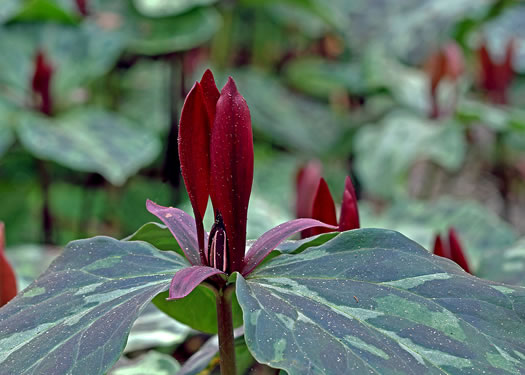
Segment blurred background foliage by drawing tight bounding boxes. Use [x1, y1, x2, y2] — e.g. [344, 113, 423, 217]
[1, 0, 525, 372]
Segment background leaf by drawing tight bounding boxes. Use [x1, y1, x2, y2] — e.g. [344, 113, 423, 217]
[238, 229, 525, 374]
[16, 109, 161, 185]
[0, 236, 188, 375]
[110, 350, 180, 375]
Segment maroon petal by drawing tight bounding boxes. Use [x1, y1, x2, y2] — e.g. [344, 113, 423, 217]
[31, 50, 53, 116]
[242, 218, 338, 276]
[309, 178, 338, 237]
[168, 266, 225, 300]
[448, 228, 471, 273]
[295, 160, 322, 219]
[200, 69, 220, 127]
[178, 82, 211, 222]
[432, 234, 449, 258]
[146, 200, 204, 266]
[209, 77, 253, 272]
[0, 223, 17, 307]
[339, 176, 360, 231]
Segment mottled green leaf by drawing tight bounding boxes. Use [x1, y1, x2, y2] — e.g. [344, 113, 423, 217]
[152, 285, 244, 334]
[132, 0, 217, 17]
[16, 109, 161, 185]
[0, 23, 126, 98]
[354, 111, 466, 198]
[283, 57, 374, 99]
[110, 351, 180, 375]
[232, 70, 345, 155]
[478, 238, 525, 287]
[124, 303, 190, 353]
[238, 229, 525, 374]
[127, 7, 221, 55]
[0, 237, 189, 375]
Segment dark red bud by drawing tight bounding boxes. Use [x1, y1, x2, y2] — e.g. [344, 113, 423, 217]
[75, 0, 89, 16]
[31, 50, 54, 116]
[448, 228, 471, 273]
[310, 178, 338, 236]
[339, 176, 360, 231]
[432, 234, 449, 259]
[209, 77, 253, 272]
[0, 223, 17, 307]
[295, 160, 322, 219]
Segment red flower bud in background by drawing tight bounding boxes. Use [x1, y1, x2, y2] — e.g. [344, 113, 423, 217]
[432, 228, 471, 273]
[75, 0, 89, 16]
[302, 175, 360, 238]
[295, 161, 322, 219]
[478, 39, 514, 105]
[424, 42, 464, 118]
[0, 223, 17, 307]
[31, 50, 54, 116]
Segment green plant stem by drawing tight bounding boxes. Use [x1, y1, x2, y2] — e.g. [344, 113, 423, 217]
[37, 159, 53, 244]
[216, 285, 237, 375]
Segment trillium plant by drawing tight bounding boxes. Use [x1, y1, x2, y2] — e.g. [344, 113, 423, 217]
[1, 71, 525, 375]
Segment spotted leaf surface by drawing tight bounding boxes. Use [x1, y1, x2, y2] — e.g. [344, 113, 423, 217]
[237, 229, 525, 375]
[0, 237, 189, 375]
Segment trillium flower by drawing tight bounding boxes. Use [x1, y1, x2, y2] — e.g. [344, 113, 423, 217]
[478, 39, 514, 105]
[296, 170, 360, 238]
[432, 228, 471, 273]
[0, 223, 17, 307]
[31, 50, 54, 116]
[147, 70, 336, 300]
[424, 42, 464, 118]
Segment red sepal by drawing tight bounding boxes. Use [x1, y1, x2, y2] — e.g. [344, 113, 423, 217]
[338, 176, 360, 231]
[448, 228, 471, 274]
[0, 223, 17, 307]
[310, 178, 337, 236]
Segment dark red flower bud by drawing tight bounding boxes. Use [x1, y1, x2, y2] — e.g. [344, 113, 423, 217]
[295, 161, 322, 219]
[478, 39, 515, 104]
[207, 212, 229, 273]
[432, 229, 470, 274]
[0, 223, 17, 307]
[425, 42, 464, 118]
[338, 176, 360, 231]
[75, 0, 89, 16]
[448, 228, 471, 274]
[31, 50, 54, 116]
[310, 178, 338, 236]
[209, 77, 253, 273]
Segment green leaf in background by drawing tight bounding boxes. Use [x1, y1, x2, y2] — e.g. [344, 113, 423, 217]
[365, 197, 518, 272]
[127, 7, 221, 56]
[283, 57, 374, 99]
[119, 60, 170, 134]
[354, 111, 466, 198]
[0, 23, 126, 99]
[237, 229, 525, 374]
[152, 285, 244, 334]
[16, 109, 161, 186]
[7, 0, 78, 25]
[124, 303, 190, 353]
[0, 237, 188, 375]
[232, 70, 345, 155]
[110, 351, 180, 375]
[478, 238, 525, 287]
[132, 0, 217, 18]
